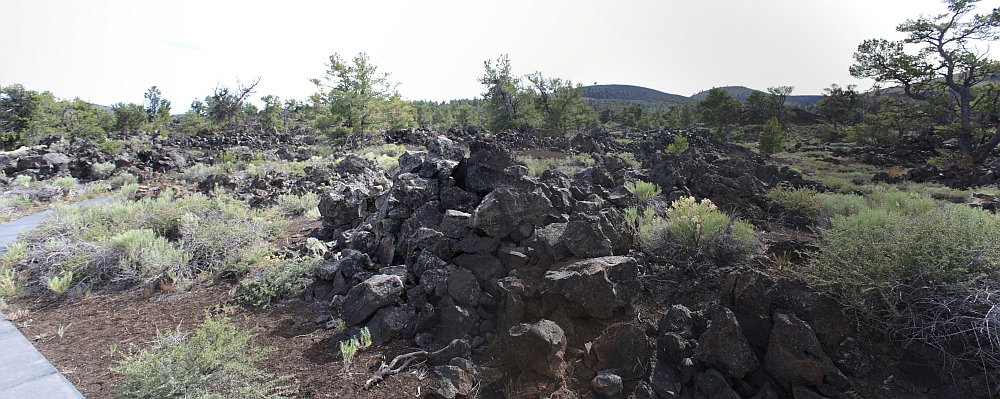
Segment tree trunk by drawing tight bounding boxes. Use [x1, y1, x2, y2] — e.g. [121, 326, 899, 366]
[975, 126, 1000, 163]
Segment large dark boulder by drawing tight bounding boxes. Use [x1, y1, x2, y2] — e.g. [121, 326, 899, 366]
[591, 323, 653, 380]
[366, 305, 416, 345]
[462, 141, 517, 194]
[763, 310, 848, 395]
[544, 256, 638, 319]
[508, 319, 567, 380]
[470, 185, 552, 239]
[562, 213, 614, 258]
[341, 274, 405, 326]
[446, 268, 482, 308]
[377, 172, 439, 220]
[693, 306, 760, 379]
[315, 249, 373, 280]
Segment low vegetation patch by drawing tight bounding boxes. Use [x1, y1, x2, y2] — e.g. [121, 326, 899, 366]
[113, 312, 298, 398]
[629, 196, 757, 262]
[276, 192, 320, 216]
[805, 198, 1000, 368]
[13, 191, 285, 293]
[625, 179, 661, 201]
[236, 256, 322, 307]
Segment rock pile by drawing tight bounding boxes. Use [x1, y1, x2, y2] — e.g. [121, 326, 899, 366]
[308, 136, 871, 398]
[310, 136, 648, 396]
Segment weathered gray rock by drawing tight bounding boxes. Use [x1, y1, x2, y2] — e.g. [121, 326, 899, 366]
[694, 306, 760, 379]
[497, 245, 530, 270]
[440, 210, 472, 238]
[446, 268, 482, 308]
[471, 185, 552, 239]
[649, 359, 680, 399]
[591, 372, 623, 399]
[427, 136, 466, 162]
[317, 156, 388, 231]
[454, 234, 500, 254]
[440, 186, 480, 213]
[319, 182, 380, 230]
[544, 257, 637, 319]
[342, 274, 405, 326]
[397, 151, 427, 175]
[657, 305, 697, 364]
[378, 172, 439, 220]
[508, 319, 567, 379]
[315, 249, 372, 281]
[401, 201, 444, 235]
[832, 337, 873, 378]
[633, 382, 657, 399]
[463, 141, 518, 194]
[562, 213, 614, 258]
[750, 383, 780, 399]
[408, 228, 455, 261]
[366, 305, 415, 345]
[436, 305, 478, 342]
[522, 222, 571, 267]
[436, 364, 475, 398]
[452, 253, 504, 282]
[497, 277, 526, 326]
[792, 385, 828, 399]
[339, 226, 380, 254]
[412, 251, 449, 278]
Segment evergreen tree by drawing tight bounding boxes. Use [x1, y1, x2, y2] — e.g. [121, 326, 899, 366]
[759, 117, 784, 154]
[699, 88, 742, 141]
[479, 54, 527, 132]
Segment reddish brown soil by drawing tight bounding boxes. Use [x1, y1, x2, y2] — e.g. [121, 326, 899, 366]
[12, 283, 455, 398]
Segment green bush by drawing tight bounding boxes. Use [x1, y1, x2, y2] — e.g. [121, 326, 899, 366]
[758, 117, 784, 154]
[809, 204, 1000, 314]
[805, 203, 1000, 367]
[46, 269, 74, 295]
[812, 186, 935, 219]
[666, 135, 689, 154]
[113, 312, 298, 398]
[53, 177, 77, 189]
[110, 172, 138, 189]
[631, 197, 757, 261]
[867, 185, 935, 215]
[276, 192, 320, 215]
[16, 192, 286, 293]
[625, 180, 661, 201]
[815, 192, 868, 217]
[92, 162, 116, 179]
[0, 266, 24, 297]
[236, 256, 321, 307]
[99, 139, 124, 155]
[110, 229, 192, 285]
[626, 205, 666, 254]
[0, 194, 32, 216]
[667, 197, 733, 249]
[766, 186, 821, 224]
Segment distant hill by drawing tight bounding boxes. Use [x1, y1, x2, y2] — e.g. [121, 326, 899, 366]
[689, 86, 822, 106]
[582, 85, 689, 104]
[582, 84, 823, 109]
[689, 86, 758, 102]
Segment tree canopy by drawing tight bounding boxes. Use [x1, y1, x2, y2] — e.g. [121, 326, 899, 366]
[851, 0, 1000, 160]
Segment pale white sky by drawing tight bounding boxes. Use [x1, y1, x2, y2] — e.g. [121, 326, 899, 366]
[3, 0, 1000, 111]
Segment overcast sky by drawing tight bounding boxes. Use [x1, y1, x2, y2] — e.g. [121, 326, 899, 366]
[4, 0, 1000, 111]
